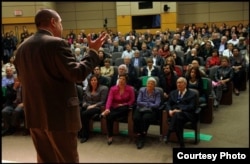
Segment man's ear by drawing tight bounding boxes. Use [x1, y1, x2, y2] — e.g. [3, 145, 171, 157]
[51, 18, 57, 27]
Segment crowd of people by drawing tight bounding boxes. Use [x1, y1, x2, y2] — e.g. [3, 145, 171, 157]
[2, 21, 249, 150]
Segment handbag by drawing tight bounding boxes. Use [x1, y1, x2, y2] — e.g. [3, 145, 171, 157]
[138, 107, 152, 113]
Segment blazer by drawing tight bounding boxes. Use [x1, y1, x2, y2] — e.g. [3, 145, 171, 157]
[109, 45, 124, 53]
[14, 30, 100, 131]
[131, 57, 147, 67]
[215, 66, 234, 82]
[170, 45, 182, 52]
[141, 66, 160, 77]
[83, 85, 109, 107]
[136, 87, 161, 108]
[166, 89, 197, 120]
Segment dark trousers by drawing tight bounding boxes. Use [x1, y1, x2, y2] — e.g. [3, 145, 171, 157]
[167, 111, 194, 145]
[2, 106, 14, 129]
[80, 107, 100, 138]
[133, 108, 155, 134]
[106, 105, 129, 137]
[30, 128, 79, 163]
[233, 70, 246, 90]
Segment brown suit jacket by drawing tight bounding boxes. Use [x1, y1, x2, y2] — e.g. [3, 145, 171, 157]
[14, 30, 100, 132]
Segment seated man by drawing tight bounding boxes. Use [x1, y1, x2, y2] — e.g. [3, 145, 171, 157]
[164, 77, 197, 148]
[2, 77, 28, 136]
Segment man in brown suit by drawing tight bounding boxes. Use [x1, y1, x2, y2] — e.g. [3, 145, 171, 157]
[14, 9, 107, 163]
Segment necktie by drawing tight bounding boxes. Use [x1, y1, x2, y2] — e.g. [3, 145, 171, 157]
[179, 92, 182, 99]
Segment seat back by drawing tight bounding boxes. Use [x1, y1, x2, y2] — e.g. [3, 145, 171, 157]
[111, 52, 122, 65]
[114, 57, 124, 66]
[183, 88, 201, 144]
[139, 76, 159, 87]
[200, 77, 214, 123]
[134, 66, 141, 77]
[176, 50, 185, 58]
[208, 65, 219, 80]
[75, 84, 84, 106]
[174, 65, 183, 77]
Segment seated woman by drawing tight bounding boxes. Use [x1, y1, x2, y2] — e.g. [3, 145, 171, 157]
[205, 48, 221, 72]
[133, 77, 161, 149]
[165, 56, 183, 77]
[171, 51, 183, 66]
[213, 56, 234, 107]
[100, 74, 135, 145]
[158, 43, 171, 59]
[79, 75, 109, 143]
[141, 58, 160, 77]
[100, 58, 114, 78]
[185, 67, 206, 104]
[230, 47, 247, 95]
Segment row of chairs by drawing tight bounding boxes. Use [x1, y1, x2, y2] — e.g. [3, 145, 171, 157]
[83, 87, 201, 145]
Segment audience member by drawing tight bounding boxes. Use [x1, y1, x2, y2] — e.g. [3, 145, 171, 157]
[230, 47, 246, 95]
[133, 77, 161, 149]
[164, 77, 198, 148]
[205, 48, 221, 70]
[159, 64, 178, 101]
[100, 74, 135, 145]
[79, 75, 109, 143]
[212, 56, 234, 107]
[100, 58, 114, 78]
[186, 67, 206, 104]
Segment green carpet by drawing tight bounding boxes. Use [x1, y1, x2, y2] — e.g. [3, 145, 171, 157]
[93, 129, 213, 141]
[184, 132, 213, 141]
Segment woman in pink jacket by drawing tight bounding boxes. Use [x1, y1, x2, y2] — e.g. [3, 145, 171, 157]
[100, 74, 135, 145]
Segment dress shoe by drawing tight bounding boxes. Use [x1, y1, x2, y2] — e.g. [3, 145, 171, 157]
[2, 128, 16, 136]
[234, 89, 240, 96]
[22, 129, 30, 136]
[80, 137, 88, 143]
[2, 129, 9, 136]
[136, 140, 144, 149]
[107, 137, 113, 145]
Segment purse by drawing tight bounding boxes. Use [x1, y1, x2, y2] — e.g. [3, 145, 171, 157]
[138, 107, 152, 113]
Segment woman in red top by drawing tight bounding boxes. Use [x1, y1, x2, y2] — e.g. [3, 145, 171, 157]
[206, 48, 221, 70]
[100, 74, 135, 145]
[158, 43, 171, 59]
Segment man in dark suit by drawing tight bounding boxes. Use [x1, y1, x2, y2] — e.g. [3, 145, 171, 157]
[14, 9, 107, 163]
[164, 77, 197, 148]
[131, 50, 147, 67]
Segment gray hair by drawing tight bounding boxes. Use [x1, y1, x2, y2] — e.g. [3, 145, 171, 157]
[147, 77, 157, 86]
[118, 64, 128, 73]
[177, 77, 187, 84]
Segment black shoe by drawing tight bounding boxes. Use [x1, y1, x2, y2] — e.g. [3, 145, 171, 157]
[107, 137, 113, 145]
[2, 129, 9, 136]
[163, 136, 169, 144]
[80, 137, 88, 143]
[22, 129, 30, 136]
[136, 140, 144, 149]
[2, 128, 15, 136]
